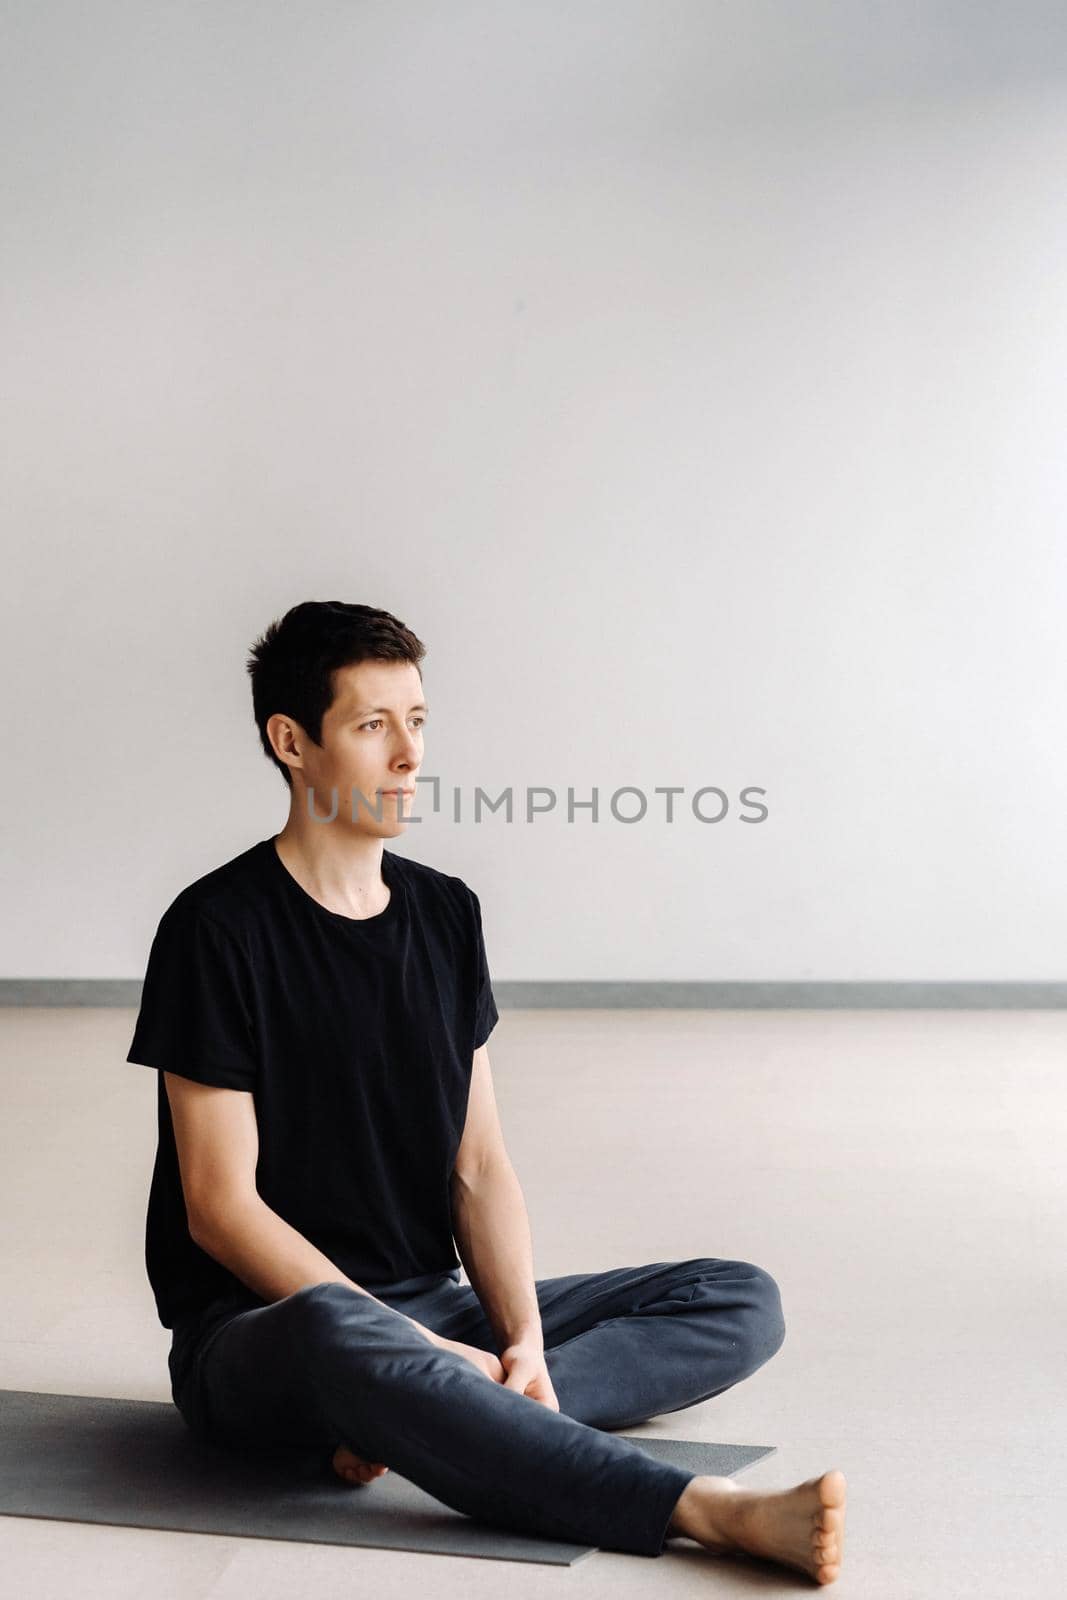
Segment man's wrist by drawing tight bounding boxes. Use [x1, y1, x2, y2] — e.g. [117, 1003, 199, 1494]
[501, 1324, 543, 1351]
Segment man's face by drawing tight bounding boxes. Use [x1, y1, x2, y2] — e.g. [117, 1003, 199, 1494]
[289, 659, 426, 834]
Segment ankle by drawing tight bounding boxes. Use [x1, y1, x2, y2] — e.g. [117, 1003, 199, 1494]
[667, 1475, 739, 1544]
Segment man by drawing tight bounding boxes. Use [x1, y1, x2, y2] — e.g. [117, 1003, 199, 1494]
[127, 599, 846, 1580]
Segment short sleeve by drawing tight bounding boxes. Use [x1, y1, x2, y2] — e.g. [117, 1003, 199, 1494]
[126, 898, 259, 1091]
[469, 888, 499, 1050]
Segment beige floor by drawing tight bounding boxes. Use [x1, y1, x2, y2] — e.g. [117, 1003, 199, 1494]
[1, 1005, 1064, 1598]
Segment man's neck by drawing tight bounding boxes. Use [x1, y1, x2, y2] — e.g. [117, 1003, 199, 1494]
[273, 822, 389, 919]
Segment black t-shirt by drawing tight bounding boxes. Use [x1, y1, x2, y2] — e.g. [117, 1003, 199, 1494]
[126, 836, 499, 1337]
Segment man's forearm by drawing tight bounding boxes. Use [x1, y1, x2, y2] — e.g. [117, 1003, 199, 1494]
[450, 1158, 542, 1351]
[191, 1195, 439, 1343]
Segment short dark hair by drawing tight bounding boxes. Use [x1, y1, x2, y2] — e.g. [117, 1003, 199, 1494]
[246, 600, 427, 789]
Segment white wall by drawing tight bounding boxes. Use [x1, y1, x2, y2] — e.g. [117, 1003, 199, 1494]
[3, 1, 1065, 982]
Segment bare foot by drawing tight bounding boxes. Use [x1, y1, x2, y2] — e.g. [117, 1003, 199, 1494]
[332, 1441, 390, 1487]
[669, 1469, 847, 1585]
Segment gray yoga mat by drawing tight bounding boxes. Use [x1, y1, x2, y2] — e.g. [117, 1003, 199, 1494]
[0, 1389, 777, 1565]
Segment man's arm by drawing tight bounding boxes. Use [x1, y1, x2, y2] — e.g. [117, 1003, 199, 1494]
[450, 1045, 542, 1351]
[450, 1161, 542, 1351]
[192, 1195, 440, 1341]
[167, 1071, 440, 1345]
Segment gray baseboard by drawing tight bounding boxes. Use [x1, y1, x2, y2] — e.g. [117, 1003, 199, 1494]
[1, 979, 1065, 1008]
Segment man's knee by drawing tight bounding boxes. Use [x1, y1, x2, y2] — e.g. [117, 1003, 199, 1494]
[734, 1260, 787, 1363]
[279, 1281, 429, 1359]
[277, 1281, 379, 1345]
[690, 1257, 786, 1365]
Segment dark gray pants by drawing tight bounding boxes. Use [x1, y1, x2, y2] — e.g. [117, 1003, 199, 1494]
[170, 1255, 786, 1557]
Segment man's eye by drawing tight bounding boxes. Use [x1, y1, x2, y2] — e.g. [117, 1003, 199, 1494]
[359, 718, 426, 731]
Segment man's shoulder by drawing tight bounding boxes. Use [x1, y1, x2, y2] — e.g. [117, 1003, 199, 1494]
[156, 839, 269, 943]
[390, 851, 479, 918]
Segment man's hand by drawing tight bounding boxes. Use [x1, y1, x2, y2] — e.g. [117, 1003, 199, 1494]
[499, 1337, 560, 1410]
[422, 1324, 558, 1409]
[427, 1328, 558, 1409]
[429, 1332, 507, 1385]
